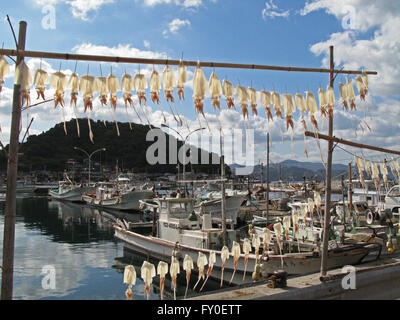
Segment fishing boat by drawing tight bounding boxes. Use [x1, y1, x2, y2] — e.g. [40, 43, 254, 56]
[82, 182, 155, 211]
[49, 180, 94, 202]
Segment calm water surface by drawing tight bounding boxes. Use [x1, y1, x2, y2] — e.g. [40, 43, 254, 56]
[0, 196, 219, 300]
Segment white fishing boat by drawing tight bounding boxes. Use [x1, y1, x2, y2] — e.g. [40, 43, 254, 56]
[82, 182, 154, 211]
[49, 180, 94, 202]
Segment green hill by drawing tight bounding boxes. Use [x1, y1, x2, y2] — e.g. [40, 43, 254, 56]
[1, 119, 226, 175]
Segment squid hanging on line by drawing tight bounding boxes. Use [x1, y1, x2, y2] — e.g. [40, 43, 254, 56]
[306, 91, 318, 130]
[134, 71, 152, 128]
[273, 223, 284, 268]
[200, 251, 216, 292]
[292, 210, 300, 252]
[149, 69, 167, 123]
[355, 75, 368, 101]
[123, 265, 136, 301]
[193, 252, 208, 291]
[79, 74, 96, 144]
[242, 238, 252, 281]
[96, 76, 108, 107]
[308, 198, 315, 221]
[326, 85, 335, 117]
[170, 256, 180, 301]
[346, 77, 357, 111]
[193, 65, 211, 132]
[283, 94, 296, 131]
[283, 216, 291, 241]
[296, 93, 309, 157]
[339, 82, 349, 111]
[365, 159, 372, 178]
[229, 241, 241, 285]
[121, 73, 138, 129]
[314, 191, 322, 220]
[261, 90, 273, 122]
[394, 158, 400, 182]
[222, 79, 235, 109]
[370, 161, 380, 191]
[183, 255, 194, 299]
[355, 156, 367, 192]
[271, 91, 283, 119]
[50, 71, 67, 135]
[177, 60, 187, 101]
[380, 161, 389, 190]
[107, 73, 121, 136]
[33, 68, 48, 101]
[141, 261, 156, 300]
[262, 227, 271, 258]
[248, 87, 258, 116]
[67, 72, 80, 137]
[15, 61, 32, 108]
[157, 261, 168, 301]
[0, 55, 10, 94]
[318, 87, 328, 118]
[220, 246, 230, 288]
[208, 72, 223, 133]
[163, 65, 182, 125]
[236, 85, 249, 120]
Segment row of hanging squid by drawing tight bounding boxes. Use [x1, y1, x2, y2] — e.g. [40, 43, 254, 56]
[122, 202, 324, 301]
[355, 155, 400, 193]
[0, 54, 371, 146]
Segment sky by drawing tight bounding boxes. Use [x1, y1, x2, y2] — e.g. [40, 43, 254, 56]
[0, 0, 399, 169]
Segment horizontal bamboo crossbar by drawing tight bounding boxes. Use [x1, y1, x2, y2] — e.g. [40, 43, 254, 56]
[305, 131, 400, 156]
[0, 48, 378, 75]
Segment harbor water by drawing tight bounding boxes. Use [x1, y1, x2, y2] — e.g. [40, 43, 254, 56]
[0, 195, 221, 300]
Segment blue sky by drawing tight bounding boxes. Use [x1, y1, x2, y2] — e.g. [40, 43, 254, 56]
[0, 0, 399, 168]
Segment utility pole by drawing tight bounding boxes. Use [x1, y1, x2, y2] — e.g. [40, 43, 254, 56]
[220, 129, 227, 246]
[1, 21, 27, 300]
[320, 45, 335, 277]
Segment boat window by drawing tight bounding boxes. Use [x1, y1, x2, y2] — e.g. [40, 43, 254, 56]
[388, 187, 400, 197]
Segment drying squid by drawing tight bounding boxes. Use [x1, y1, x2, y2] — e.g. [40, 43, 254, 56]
[242, 238, 252, 281]
[123, 265, 136, 300]
[79, 74, 96, 143]
[121, 73, 138, 129]
[346, 77, 357, 111]
[170, 256, 180, 300]
[283, 94, 296, 131]
[355, 156, 367, 192]
[339, 82, 349, 111]
[133, 72, 148, 106]
[33, 68, 48, 101]
[301, 203, 308, 225]
[306, 91, 318, 130]
[318, 88, 328, 118]
[308, 198, 315, 221]
[95, 76, 108, 107]
[252, 234, 261, 261]
[248, 87, 258, 116]
[163, 66, 181, 125]
[141, 261, 156, 300]
[271, 92, 283, 119]
[394, 158, 400, 182]
[150, 70, 167, 123]
[15, 61, 32, 107]
[0, 55, 10, 93]
[67, 72, 80, 137]
[236, 85, 249, 120]
[314, 191, 322, 219]
[326, 85, 335, 117]
[261, 90, 273, 122]
[50, 71, 67, 109]
[193, 65, 211, 131]
[365, 159, 372, 178]
[292, 210, 300, 250]
[380, 161, 389, 189]
[183, 255, 194, 299]
[296, 93, 309, 157]
[209, 72, 222, 111]
[371, 161, 380, 190]
[273, 223, 284, 267]
[177, 60, 187, 101]
[355, 76, 367, 101]
[222, 79, 235, 109]
[262, 227, 271, 256]
[220, 246, 230, 288]
[106, 73, 121, 136]
[157, 261, 168, 300]
[193, 252, 208, 291]
[282, 216, 291, 240]
[229, 241, 241, 285]
[50, 71, 68, 135]
[200, 251, 216, 292]
[362, 73, 369, 97]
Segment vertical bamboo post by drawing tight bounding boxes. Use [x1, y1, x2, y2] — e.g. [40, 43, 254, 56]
[1, 21, 27, 300]
[348, 163, 353, 213]
[320, 45, 334, 277]
[266, 133, 270, 219]
[220, 128, 227, 246]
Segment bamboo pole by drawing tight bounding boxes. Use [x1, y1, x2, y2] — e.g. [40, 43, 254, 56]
[304, 131, 400, 156]
[0, 48, 377, 75]
[320, 46, 335, 277]
[1, 21, 27, 300]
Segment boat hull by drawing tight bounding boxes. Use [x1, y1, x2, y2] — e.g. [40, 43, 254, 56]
[49, 186, 94, 202]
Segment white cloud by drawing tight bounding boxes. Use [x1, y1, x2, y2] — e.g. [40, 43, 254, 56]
[143, 0, 205, 8]
[262, 0, 290, 20]
[163, 18, 191, 37]
[66, 0, 115, 20]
